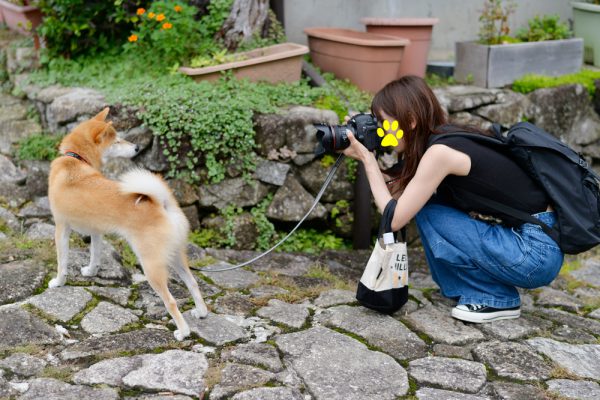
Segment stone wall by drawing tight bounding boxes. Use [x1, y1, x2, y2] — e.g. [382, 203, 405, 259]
[2, 39, 600, 249]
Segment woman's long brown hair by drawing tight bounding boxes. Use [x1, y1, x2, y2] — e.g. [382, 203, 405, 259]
[371, 76, 448, 197]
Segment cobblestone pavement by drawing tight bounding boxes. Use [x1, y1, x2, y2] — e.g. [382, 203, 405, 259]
[1, 78, 600, 400]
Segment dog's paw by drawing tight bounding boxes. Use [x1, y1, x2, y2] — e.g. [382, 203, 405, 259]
[191, 306, 208, 319]
[48, 277, 65, 288]
[81, 266, 99, 277]
[173, 328, 190, 341]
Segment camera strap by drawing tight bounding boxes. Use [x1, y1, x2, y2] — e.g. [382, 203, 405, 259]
[192, 154, 346, 272]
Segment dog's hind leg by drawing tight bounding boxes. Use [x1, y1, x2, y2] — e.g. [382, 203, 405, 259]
[81, 234, 102, 277]
[49, 221, 71, 288]
[173, 248, 208, 319]
[142, 257, 190, 341]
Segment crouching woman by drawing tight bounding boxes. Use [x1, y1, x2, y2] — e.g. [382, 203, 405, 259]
[343, 76, 563, 323]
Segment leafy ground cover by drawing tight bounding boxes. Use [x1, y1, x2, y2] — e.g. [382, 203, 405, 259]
[512, 69, 600, 96]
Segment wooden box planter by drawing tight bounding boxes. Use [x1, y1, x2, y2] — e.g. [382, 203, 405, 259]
[304, 27, 409, 94]
[179, 43, 309, 84]
[572, 1, 600, 67]
[454, 38, 584, 88]
[0, 0, 42, 36]
[360, 17, 439, 78]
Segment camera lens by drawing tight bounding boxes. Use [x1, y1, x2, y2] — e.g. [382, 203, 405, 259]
[314, 113, 378, 155]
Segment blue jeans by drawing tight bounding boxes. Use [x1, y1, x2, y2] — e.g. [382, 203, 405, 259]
[415, 203, 564, 309]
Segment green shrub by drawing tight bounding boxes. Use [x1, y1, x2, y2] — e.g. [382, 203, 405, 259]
[124, 0, 233, 65]
[516, 15, 571, 42]
[17, 134, 62, 161]
[36, 0, 149, 60]
[512, 69, 600, 96]
[124, 1, 203, 63]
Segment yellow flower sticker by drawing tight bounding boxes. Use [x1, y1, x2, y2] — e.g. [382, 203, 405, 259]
[377, 120, 404, 147]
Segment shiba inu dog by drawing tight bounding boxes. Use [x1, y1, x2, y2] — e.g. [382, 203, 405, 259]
[47, 108, 207, 340]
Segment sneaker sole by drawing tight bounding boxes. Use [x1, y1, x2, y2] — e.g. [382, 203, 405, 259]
[451, 307, 520, 323]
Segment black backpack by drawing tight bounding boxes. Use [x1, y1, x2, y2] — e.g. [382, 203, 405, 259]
[429, 122, 600, 255]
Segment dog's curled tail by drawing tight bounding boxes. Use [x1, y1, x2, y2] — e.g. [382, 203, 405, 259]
[119, 169, 189, 245]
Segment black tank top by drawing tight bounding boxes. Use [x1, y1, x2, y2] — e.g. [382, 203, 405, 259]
[433, 135, 549, 226]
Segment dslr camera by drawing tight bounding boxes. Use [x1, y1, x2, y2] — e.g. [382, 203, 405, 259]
[314, 113, 380, 156]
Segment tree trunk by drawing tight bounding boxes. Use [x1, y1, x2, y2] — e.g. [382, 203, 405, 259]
[218, 0, 270, 51]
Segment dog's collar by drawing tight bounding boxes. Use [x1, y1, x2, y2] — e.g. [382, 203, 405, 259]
[64, 151, 89, 165]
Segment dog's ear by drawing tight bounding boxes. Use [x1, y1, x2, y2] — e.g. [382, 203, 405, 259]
[93, 107, 110, 121]
[93, 123, 116, 144]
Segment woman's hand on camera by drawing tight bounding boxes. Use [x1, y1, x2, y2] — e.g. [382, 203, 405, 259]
[342, 130, 371, 162]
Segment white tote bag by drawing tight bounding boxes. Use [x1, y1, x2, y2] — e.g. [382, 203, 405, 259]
[356, 199, 409, 314]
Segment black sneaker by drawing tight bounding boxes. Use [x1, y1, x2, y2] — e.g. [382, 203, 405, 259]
[451, 304, 520, 323]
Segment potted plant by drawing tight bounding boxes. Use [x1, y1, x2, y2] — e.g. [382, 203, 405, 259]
[454, 0, 583, 88]
[304, 27, 410, 93]
[572, 1, 600, 67]
[179, 42, 309, 84]
[0, 0, 42, 36]
[360, 17, 439, 78]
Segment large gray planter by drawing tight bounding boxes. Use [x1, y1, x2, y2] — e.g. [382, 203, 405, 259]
[454, 38, 584, 88]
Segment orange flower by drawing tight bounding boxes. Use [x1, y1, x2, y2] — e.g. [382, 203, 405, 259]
[174, 5, 182, 12]
[128, 34, 138, 42]
[136, 8, 145, 15]
[148, 12, 155, 19]
[156, 13, 166, 22]
[162, 22, 172, 30]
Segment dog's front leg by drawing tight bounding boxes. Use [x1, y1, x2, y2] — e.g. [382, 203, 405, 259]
[49, 221, 71, 288]
[81, 234, 102, 277]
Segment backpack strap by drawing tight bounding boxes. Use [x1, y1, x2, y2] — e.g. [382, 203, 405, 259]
[428, 131, 505, 147]
[461, 190, 560, 244]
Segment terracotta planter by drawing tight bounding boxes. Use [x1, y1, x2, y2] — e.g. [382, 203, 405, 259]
[361, 17, 439, 78]
[179, 43, 309, 84]
[304, 27, 409, 94]
[0, 0, 42, 36]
